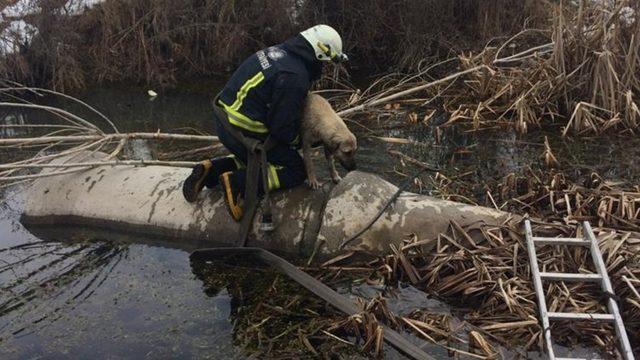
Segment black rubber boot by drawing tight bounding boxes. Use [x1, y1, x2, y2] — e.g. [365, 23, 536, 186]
[182, 160, 213, 203]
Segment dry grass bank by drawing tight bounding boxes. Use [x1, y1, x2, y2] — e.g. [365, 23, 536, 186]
[0, 0, 549, 91]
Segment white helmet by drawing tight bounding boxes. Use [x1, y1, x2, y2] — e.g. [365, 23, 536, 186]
[300, 24, 348, 63]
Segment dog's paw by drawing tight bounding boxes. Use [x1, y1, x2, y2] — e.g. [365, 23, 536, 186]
[308, 178, 322, 189]
[331, 174, 342, 183]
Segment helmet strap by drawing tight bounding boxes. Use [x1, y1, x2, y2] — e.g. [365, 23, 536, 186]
[316, 42, 335, 60]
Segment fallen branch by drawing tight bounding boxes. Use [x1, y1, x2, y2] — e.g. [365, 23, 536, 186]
[0, 132, 218, 146]
[0, 159, 197, 170]
[336, 66, 487, 117]
[158, 144, 224, 159]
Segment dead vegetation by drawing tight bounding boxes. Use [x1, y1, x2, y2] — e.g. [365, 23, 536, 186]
[191, 215, 639, 358]
[305, 149, 640, 357]
[441, 0, 640, 136]
[328, 1, 639, 137]
[0, 0, 548, 91]
[191, 260, 369, 359]
[2, 1, 637, 136]
[359, 220, 639, 358]
[429, 165, 640, 232]
[189, 153, 640, 358]
[0, 85, 223, 189]
[351, 143, 640, 357]
[304, 165, 640, 358]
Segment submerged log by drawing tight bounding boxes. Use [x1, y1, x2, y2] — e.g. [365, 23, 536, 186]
[21, 152, 513, 258]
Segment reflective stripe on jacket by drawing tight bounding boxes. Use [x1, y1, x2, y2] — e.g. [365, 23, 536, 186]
[217, 37, 318, 145]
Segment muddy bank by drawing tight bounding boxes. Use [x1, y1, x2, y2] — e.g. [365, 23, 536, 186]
[20, 152, 513, 258]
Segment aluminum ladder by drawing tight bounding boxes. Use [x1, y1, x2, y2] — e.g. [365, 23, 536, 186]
[524, 220, 634, 360]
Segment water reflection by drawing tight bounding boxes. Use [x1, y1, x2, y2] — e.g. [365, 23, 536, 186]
[0, 113, 27, 138]
[0, 241, 244, 359]
[0, 189, 242, 359]
[190, 257, 388, 359]
[0, 241, 127, 336]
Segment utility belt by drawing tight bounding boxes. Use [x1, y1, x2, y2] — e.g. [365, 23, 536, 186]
[212, 99, 276, 153]
[213, 95, 277, 246]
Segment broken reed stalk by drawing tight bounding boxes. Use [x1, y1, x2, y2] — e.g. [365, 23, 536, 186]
[0, 132, 219, 146]
[330, 219, 640, 358]
[0, 101, 220, 183]
[337, 66, 487, 117]
[0, 124, 90, 130]
[0, 160, 196, 170]
[1, 167, 100, 181]
[0, 160, 197, 181]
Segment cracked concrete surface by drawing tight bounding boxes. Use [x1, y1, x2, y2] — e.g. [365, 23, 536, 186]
[317, 172, 514, 256]
[21, 152, 513, 258]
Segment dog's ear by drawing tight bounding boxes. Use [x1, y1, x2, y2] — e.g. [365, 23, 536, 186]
[340, 136, 357, 153]
[339, 142, 356, 156]
[328, 134, 341, 152]
[348, 135, 357, 151]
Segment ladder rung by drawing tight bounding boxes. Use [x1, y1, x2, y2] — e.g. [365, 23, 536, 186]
[526, 220, 634, 360]
[548, 312, 615, 322]
[539, 272, 602, 282]
[533, 237, 591, 246]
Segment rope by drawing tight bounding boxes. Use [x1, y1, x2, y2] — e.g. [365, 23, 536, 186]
[339, 165, 439, 249]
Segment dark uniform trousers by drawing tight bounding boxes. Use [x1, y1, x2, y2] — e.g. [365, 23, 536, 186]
[203, 37, 318, 195]
[203, 108, 307, 195]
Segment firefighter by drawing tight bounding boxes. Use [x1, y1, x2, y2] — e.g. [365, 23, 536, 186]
[182, 25, 348, 221]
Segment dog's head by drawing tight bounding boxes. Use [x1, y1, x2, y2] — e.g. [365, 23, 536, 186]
[305, 93, 358, 171]
[331, 133, 358, 171]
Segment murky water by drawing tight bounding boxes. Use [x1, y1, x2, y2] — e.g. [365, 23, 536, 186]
[1, 86, 637, 358]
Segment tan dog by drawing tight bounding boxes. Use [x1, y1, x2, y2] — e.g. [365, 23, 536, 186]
[301, 93, 357, 189]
